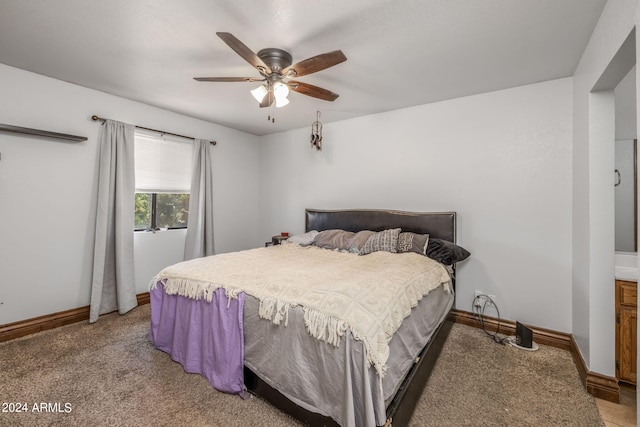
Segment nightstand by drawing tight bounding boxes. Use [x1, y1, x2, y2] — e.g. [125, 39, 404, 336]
[271, 234, 289, 245]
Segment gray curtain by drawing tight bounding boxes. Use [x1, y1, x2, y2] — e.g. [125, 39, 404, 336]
[90, 120, 137, 323]
[184, 139, 215, 260]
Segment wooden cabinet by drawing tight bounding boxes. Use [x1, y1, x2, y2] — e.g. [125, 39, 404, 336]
[616, 280, 637, 385]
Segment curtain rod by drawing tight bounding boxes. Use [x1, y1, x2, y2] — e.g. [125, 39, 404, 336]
[91, 115, 217, 145]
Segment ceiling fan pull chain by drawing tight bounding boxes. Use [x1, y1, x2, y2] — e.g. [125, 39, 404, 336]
[271, 96, 275, 123]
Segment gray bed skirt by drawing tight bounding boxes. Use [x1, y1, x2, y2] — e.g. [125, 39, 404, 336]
[243, 283, 454, 427]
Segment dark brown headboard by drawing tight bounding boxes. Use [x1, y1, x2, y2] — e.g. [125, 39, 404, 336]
[305, 209, 456, 243]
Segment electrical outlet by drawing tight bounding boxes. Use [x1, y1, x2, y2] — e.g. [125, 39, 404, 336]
[473, 291, 496, 308]
[473, 290, 484, 308]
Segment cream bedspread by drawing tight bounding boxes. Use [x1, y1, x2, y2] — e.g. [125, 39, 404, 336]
[151, 244, 451, 376]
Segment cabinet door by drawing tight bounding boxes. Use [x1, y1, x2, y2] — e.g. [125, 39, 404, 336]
[618, 306, 637, 384]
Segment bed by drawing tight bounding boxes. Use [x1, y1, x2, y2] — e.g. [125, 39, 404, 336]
[150, 208, 465, 427]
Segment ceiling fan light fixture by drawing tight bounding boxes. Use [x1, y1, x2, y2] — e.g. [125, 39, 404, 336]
[251, 85, 268, 103]
[273, 82, 289, 100]
[275, 96, 290, 108]
[272, 82, 290, 108]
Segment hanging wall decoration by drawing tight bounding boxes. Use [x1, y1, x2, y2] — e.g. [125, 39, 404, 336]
[310, 111, 322, 151]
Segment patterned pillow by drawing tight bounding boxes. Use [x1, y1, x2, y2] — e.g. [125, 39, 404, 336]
[359, 228, 401, 255]
[397, 232, 429, 255]
[348, 230, 376, 252]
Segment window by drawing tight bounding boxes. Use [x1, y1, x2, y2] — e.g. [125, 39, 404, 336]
[134, 193, 190, 231]
[134, 132, 192, 231]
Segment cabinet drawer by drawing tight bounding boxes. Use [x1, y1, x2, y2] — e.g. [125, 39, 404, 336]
[619, 281, 637, 307]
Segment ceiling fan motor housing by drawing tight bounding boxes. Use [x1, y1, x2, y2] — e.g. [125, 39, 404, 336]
[257, 48, 292, 74]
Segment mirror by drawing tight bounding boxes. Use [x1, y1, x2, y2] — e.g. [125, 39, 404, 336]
[614, 66, 637, 253]
[615, 139, 637, 252]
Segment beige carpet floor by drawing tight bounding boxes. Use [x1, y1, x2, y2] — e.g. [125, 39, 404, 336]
[0, 304, 604, 426]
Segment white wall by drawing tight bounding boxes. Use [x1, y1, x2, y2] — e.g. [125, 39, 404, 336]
[134, 229, 188, 293]
[259, 78, 573, 332]
[616, 66, 637, 141]
[0, 63, 261, 325]
[571, 0, 638, 376]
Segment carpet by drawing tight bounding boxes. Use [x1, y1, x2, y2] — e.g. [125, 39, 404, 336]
[0, 305, 604, 426]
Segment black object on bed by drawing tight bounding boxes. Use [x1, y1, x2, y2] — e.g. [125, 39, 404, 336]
[244, 208, 458, 427]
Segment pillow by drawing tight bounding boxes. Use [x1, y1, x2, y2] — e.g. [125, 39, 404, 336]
[397, 232, 429, 255]
[312, 229, 375, 253]
[359, 228, 401, 255]
[425, 238, 470, 265]
[348, 230, 376, 252]
[285, 230, 319, 246]
[313, 229, 354, 250]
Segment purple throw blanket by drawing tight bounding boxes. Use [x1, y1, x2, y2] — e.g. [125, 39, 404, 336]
[150, 283, 245, 396]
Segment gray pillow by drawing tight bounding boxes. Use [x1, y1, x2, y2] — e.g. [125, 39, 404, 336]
[359, 228, 401, 255]
[286, 230, 319, 246]
[313, 229, 375, 252]
[397, 232, 429, 255]
[313, 229, 354, 250]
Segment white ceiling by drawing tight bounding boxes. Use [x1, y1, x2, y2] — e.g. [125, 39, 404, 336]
[0, 0, 606, 136]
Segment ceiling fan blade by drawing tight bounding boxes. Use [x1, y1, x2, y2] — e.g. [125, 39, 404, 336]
[288, 81, 339, 101]
[260, 90, 274, 108]
[216, 32, 272, 74]
[283, 50, 347, 77]
[194, 77, 263, 82]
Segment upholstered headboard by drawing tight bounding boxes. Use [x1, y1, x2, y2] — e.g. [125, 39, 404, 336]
[305, 208, 456, 243]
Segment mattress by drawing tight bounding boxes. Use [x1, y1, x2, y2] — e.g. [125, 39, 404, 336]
[150, 243, 454, 426]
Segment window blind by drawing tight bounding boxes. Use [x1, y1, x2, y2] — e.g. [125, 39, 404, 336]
[134, 133, 192, 193]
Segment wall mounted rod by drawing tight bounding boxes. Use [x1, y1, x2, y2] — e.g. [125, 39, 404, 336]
[91, 115, 216, 145]
[0, 123, 87, 142]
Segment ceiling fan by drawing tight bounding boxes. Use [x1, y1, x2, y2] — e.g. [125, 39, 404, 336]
[194, 32, 347, 108]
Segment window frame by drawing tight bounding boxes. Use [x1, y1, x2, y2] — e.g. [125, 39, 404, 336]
[134, 192, 190, 232]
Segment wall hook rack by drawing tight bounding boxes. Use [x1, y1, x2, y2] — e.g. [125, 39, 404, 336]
[0, 123, 87, 142]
